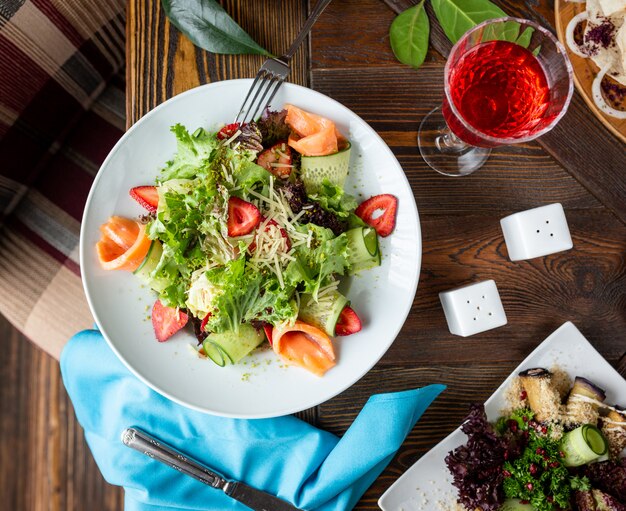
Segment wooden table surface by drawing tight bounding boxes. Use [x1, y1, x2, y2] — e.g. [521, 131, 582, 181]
[126, 0, 626, 508]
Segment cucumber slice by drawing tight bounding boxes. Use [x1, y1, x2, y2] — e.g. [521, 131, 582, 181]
[298, 290, 349, 337]
[133, 240, 168, 291]
[202, 324, 264, 367]
[133, 240, 161, 278]
[499, 499, 533, 510]
[300, 142, 351, 194]
[561, 424, 608, 466]
[202, 341, 232, 367]
[346, 227, 381, 275]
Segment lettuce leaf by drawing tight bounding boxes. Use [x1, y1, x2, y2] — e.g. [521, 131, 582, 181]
[161, 125, 218, 181]
[147, 173, 234, 307]
[203, 256, 297, 333]
[235, 159, 270, 190]
[309, 181, 358, 219]
[284, 224, 350, 299]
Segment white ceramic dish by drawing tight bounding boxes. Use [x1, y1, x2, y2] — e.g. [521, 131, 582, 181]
[378, 321, 626, 510]
[80, 79, 421, 418]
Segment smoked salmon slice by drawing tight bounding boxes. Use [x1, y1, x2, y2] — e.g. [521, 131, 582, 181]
[271, 320, 336, 376]
[285, 104, 339, 138]
[285, 105, 344, 157]
[96, 216, 151, 271]
[288, 127, 338, 157]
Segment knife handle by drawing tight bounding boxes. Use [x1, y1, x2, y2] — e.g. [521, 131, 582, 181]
[122, 427, 228, 490]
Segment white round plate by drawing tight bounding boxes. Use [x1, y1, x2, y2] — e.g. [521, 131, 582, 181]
[80, 79, 421, 418]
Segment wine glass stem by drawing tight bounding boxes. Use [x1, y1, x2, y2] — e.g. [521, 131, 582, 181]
[435, 130, 468, 153]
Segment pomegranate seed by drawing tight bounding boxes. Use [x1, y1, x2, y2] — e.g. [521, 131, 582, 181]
[520, 390, 528, 400]
[541, 426, 548, 434]
[526, 483, 533, 491]
[536, 448, 545, 455]
[503, 469, 512, 477]
[503, 450, 509, 460]
[522, 415, 529, 422]
[508, 420, 518, 432]
[520, 501, 530, 505]
[529, 463, 538, 475]
[550, 461, 560, 468]
[547, 496, 554, 503]
[559, 451, 565, 458]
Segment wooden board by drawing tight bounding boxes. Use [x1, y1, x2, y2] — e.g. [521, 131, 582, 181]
[4, 1, 625, 510]
[555, 0, 626, 144]
[0, 315, 124, 510]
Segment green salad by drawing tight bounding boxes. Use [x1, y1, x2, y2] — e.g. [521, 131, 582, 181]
[96, 106, 398, 376]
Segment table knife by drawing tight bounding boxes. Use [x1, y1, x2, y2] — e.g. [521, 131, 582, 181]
[122, 427, 304, 511]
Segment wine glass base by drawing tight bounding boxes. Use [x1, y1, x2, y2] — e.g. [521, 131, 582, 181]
[418, 106, 491, 176]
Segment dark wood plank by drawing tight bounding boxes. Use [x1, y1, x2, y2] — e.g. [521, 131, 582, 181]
[617, 353, 626, 377]
[379, 0, 626, 225]
[127, 0, 308, 127]
[120, 2, 626, 511]
[384, 210, 626, 365]
[0, 316, 124, 510]
[310, 0, 443, 70]
[312, 66, 602, 212]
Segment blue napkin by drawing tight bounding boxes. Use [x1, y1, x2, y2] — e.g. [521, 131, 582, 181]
[61, 329, 445, 511]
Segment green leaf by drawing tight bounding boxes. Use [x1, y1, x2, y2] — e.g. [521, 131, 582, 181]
[431, 0, 507, 44]
[515, 26, 535, 48]
[482, 20, 521, 44]
[162, 0, 272, 56]
[160, 124, 218, 181]
[203, 256, 297, 333]
[389, 0, 430, 70]
[309, 181, 358, 219]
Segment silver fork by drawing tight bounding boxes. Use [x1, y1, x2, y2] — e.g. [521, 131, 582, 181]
[234, 0, 333, 124]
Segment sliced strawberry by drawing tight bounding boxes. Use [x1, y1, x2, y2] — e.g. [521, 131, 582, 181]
[263, 324, 274, 346]
[152, 300, 189, 342]
[256, 142, 293, 178]
[335, 306, 362, 336]
[355, 194, 398, 237]
[227, 196, 261, 237]
[130, 186, 159, 212]
[217, 122, 241, 140]
[200, 312, 212, 332]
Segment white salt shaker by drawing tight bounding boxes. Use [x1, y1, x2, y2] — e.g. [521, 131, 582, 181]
[500, 203, 573, 262]
[439, 280, 507, 337]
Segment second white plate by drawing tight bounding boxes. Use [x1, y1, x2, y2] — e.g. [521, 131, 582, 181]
[378, 321, 626, 510]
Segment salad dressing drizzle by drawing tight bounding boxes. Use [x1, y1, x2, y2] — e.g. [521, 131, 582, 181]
[567, 393, 621, 413]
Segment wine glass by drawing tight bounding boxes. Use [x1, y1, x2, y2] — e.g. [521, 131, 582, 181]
[418, 17, 574, 176]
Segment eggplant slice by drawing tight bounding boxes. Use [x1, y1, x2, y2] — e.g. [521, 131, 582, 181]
[602, 407, 626, 460]
[565, 376, 606, 427]
[518, 368, 563, 423]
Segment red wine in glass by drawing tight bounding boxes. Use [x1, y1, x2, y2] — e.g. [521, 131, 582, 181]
[418, 18, 573, 176]
[443, 40, 550, 147]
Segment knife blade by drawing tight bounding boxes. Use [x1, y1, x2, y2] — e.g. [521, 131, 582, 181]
[122, 427, 304, 511]
[225, 481, 305, 511]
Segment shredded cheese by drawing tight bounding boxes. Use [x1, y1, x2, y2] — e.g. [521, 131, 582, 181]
[222, 129, 242, 146]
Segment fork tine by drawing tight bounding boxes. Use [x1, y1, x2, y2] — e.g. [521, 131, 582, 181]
[240, 71, 272, 124]
[264, 79, 285, 114]
[235, 70, 266, 124]
[248, 75, 283, 122]
[241, 72, 274, 124]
